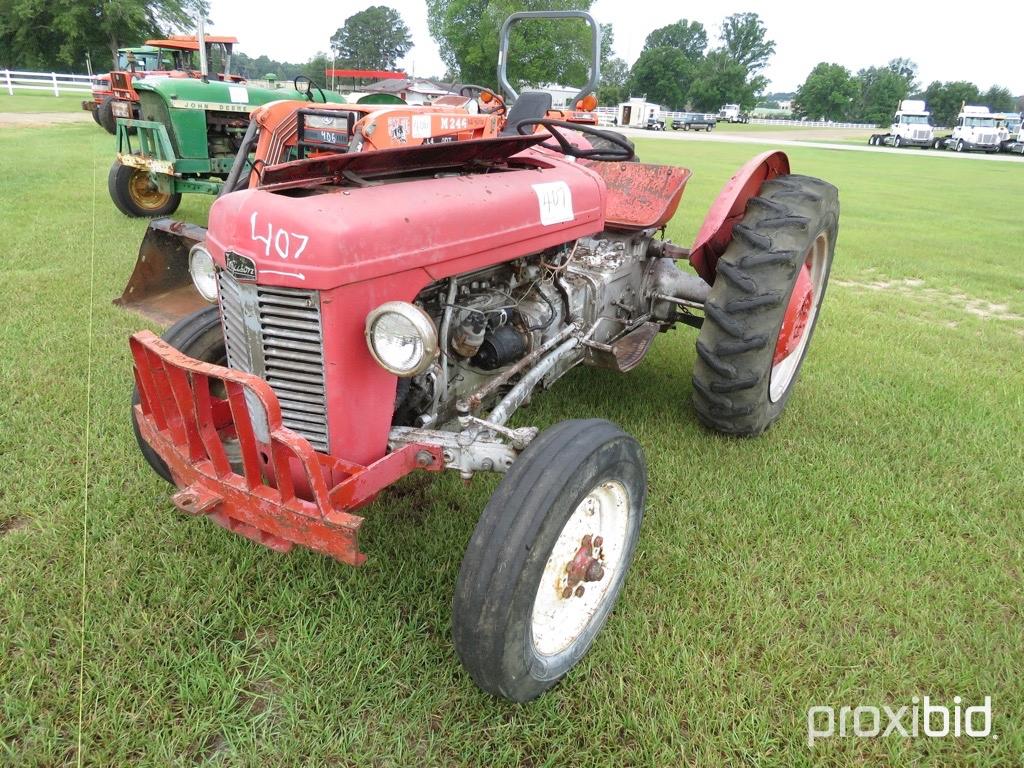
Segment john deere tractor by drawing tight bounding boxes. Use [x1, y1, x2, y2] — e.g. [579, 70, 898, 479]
[109, 76, 344, 217]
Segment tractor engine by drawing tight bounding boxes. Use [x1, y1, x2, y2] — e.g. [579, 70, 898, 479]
[394, 229, 691, 428]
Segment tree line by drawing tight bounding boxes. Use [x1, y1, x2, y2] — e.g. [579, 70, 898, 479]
[794, 61, 1020, 126]
[3, 0, 1020, 128]
[0, 0, 205, 72]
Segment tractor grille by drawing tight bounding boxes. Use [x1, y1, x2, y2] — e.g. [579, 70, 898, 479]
[217, 270, 330, 452]
[913, 129, 930, 140]
[978, 132, 997, 145]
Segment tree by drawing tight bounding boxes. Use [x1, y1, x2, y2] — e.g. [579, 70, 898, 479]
[887, 57, 919, 92]
[643, 19, 707, 62]
[627, 46, 694, 110]
[330, 6, 411, 72]
[0, 0, 205, 71]
[981, 85, 1015, 113]
[855, 66, 911, 125]
[427, 0, 597, 89]
[719, 12, 775, 74]
[687, 51, 754, 111]
[794, 63, 857, 120]
[597, 56, 629, 106]
[923, 80, 981, 127]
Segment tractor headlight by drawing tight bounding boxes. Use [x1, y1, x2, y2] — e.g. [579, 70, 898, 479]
[365, 302, 438, 377]
[188, 244, 218, 302]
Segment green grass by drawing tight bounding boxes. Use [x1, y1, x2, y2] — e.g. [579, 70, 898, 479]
[0, 90, 90, 113]
[1, 125, 1022, 766]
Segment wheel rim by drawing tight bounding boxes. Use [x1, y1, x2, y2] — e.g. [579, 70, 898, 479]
[531, 480, 631, 657]
[127, 168, 172, 211]
[769, 230, 829, 403]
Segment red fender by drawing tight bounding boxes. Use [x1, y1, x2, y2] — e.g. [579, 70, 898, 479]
[688, 151, 790, 284]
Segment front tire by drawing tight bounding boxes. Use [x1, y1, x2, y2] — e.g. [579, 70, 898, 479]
[956, 140, 965, 152]
[97, 96, 116, 134]
[453, 419, 646, 702]
[692, 174, 839, 436]
[108, 161, 182, 218]
[894, 135, 902, 148]
[131, 306, 226, 483]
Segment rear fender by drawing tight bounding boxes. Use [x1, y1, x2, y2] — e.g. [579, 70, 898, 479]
[688, 151, 789, 283]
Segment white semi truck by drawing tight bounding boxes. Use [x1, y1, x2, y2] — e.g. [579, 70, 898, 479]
[1001, 118, 1024, 155]
[994, 112, 1023, 152]
[867, 100, 933, 148]
[932, 105, 1001, 153]
[718, 103, 749, 123]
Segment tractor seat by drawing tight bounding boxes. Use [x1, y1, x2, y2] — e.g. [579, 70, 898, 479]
[501, 90, 554, 136]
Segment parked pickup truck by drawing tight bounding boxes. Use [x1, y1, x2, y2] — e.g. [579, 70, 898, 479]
[672, 113, 717, 131]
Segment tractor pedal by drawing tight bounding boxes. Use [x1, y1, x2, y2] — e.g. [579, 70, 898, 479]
[609, 322, 660, 372]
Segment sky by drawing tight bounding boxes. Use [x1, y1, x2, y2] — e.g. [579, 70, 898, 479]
[206, 0, 1024, 95]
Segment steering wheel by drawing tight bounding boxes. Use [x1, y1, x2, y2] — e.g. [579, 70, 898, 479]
[515, 118, 635, 161]
[456, 83, 506, 115]
[293, 75, 327, 104]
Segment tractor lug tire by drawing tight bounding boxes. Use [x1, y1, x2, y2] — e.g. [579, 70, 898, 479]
[131, 306, 225, 484]
[692, 174, 839, 436]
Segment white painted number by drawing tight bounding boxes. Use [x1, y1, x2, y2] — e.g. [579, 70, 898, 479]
[532, 181, 574, 226]
[250, 211, 309, 260]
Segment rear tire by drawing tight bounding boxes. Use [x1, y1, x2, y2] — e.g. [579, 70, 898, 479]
[453, 419, 646, 702]
[97, 96, 116, 134]
[131, 306, 225, 484]
[108, 161, 182, 218]
[692, 175, 839, 436]
[90, 103, 101, 126]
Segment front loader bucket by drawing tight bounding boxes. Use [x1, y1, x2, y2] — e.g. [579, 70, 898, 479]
[114, 218, 210, 325]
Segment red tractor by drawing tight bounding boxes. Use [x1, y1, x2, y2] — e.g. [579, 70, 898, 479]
[88, 35, 242, 134]
[127, 12, 838, 702]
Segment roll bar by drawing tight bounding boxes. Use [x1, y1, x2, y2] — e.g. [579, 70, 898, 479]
[497, 11, 601, 107]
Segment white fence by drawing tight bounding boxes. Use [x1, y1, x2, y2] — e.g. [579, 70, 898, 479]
[2, 70, 97, 96]
[593, 106, 875, 130]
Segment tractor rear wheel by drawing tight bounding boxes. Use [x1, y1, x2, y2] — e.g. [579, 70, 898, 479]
[453, 419, 646, 702]
[691, 174, 839, 436]
[131, 306, 226, 483]
[97, 96, 116, 134]
[108, 161, 182, 218]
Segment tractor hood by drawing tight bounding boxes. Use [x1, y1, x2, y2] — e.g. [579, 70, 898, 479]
[135, 77, 344, 110]
[205, 153, 607, 290]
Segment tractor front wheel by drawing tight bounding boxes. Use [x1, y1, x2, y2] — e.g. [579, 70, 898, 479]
[108, 161, 182, 218]
[97, 96, 116, 134]
[692, 174, 839, 436]
[131, 306, 226, 484]
[453, 419, 646, 702]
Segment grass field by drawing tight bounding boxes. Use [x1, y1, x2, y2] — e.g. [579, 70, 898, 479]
[0, 91, 89, 112]
[1, 123, 1022, 766]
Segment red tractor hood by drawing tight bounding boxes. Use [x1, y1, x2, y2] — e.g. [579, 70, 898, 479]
[206, 156, 608, 290]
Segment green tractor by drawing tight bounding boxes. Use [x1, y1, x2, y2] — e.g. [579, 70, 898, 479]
[109, 76, 345, 217]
